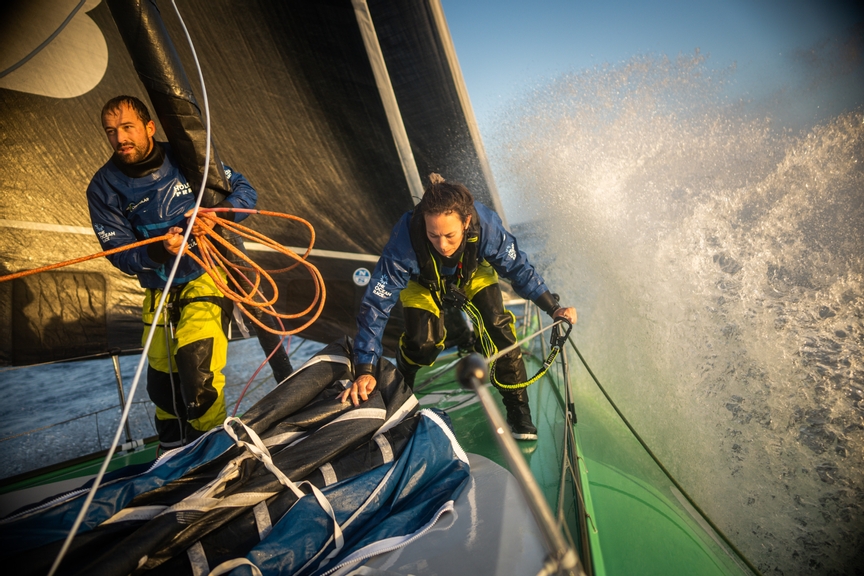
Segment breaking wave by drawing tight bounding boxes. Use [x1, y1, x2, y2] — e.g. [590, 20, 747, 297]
[493, 52, 864, 575]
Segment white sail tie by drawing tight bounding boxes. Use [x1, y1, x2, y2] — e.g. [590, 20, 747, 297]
[222, 417, 345, 554]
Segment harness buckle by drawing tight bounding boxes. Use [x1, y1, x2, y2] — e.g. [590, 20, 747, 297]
[550, 319, 572, 349]
[440, 284, 468, 309]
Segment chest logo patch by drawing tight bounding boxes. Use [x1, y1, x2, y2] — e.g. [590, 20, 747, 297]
[173, 181, 192, 197]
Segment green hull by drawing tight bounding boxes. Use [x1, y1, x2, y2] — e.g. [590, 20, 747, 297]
[412, 343, 754, 576]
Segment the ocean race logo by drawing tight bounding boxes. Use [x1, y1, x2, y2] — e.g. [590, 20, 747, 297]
[173, 181, 192, 198]
[93, 223, 115, 243]
[224, 168, 233, 179]
[372, 280, 391, 299]
[507, 242, 517, 260]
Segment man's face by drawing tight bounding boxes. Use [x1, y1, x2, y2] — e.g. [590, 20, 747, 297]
[102, 104, 155, 164]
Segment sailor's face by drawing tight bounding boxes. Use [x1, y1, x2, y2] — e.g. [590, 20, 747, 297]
[425, 212, 470, 258]
[102, 104, 155, 164]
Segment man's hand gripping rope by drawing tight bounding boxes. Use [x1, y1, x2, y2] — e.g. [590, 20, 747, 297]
[171, 207, 325, 336]
[0, 207, 325, 338]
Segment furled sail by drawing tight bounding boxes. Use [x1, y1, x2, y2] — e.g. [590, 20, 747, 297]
[0, 339, 471, 575]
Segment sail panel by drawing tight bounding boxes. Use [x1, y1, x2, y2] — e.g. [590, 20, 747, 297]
[0, 0, 498, 364]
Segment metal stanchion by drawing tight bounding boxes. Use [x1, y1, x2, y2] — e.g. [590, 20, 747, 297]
[456, 354, 585, 576]
[110, 349, 133, 444]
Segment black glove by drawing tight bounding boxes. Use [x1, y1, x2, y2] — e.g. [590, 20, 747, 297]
[534, 291, 561, 317]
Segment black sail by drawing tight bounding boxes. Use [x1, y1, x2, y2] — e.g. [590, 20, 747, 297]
[0, 0, 500, 365]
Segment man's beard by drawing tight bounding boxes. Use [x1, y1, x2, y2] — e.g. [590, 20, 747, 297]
[114, 141, 151, 164]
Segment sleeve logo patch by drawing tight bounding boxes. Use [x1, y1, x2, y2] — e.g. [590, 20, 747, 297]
[95, 226, 116, 242]
[372, 281, 392, 299]
[507, 243, 517, 260]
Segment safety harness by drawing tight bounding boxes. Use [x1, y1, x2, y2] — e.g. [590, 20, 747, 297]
[409, 211, 571, 389]
[147, 283, 233, 337]
[468, 303, 572, 390]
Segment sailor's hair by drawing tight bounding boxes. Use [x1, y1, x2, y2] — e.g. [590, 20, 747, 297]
[101, 95, 152, 125]
[415, 173, 474, 223]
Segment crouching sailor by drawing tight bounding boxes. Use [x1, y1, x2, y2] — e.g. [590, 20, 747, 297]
[341, 173, 577, 440]
[86, 95, 289, 449]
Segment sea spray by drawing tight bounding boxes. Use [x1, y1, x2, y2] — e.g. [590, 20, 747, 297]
[493, 52, 863, 575]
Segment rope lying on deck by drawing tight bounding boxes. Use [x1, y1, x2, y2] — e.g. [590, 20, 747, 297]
[0, 207, 325, 337]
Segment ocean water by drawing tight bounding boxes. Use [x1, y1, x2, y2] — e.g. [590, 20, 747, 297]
[0, 337, 323, 480]
[494, 53, 863, 575]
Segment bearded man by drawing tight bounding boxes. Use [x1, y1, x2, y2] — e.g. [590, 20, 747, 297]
[87, 95, 289, 448]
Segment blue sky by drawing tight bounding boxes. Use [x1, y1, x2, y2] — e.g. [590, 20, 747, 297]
[440, 0, 864, 132]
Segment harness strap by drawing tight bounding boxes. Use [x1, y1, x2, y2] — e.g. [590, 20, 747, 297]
[424, 245, 472, 311]
[463, 300, 572, 390]
[147, 283, 232, 325]
[177, 295, 232, 314]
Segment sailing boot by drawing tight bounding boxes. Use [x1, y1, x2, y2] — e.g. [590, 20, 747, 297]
[395, 347, 421, 389]
[501, 388, 538, 441]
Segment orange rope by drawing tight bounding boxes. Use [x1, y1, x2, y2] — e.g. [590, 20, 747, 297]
[0, 210, 326, 337]
[0, 235, 170, 283]
[184, 210, 325, 336]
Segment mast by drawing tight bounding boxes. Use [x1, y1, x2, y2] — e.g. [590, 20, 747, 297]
[351, 0, 425, 205]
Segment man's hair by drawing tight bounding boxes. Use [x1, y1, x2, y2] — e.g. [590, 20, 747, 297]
[415, 173, 474, 223]
[101, 95, 152, 125]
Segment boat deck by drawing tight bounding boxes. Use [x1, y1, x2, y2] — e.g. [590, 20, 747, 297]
[0, 342, 756, 576]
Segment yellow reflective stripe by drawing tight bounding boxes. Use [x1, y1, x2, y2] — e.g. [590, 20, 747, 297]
[397, 332, 446, 367]
[155, 405, 177, 421]
[463, 261, 498, 299]
[429, 245, 443, 290]
[188, 391, 227, 432]
[399, 280, 440, 316]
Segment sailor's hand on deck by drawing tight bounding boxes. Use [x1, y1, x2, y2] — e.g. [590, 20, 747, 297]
[163, 227, 185, 255]
[553, 306, 578, 324]
[340, 374, 377, 407]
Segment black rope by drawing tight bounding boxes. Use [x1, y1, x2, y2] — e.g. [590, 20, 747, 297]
[0, 0, 88, 79]
[568, 338, 763, 576]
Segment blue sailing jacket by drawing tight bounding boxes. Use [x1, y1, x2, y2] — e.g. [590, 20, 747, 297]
[86, 143, 257, 289]
[354, 201, 551, 368]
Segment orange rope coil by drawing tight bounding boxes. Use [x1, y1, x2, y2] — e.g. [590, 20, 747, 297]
[0, 209, 325, 337]
[188, 208, 325, 336]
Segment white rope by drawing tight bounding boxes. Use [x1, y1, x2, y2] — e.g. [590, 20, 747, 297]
[222, 417, 304, 498]
[252, 501, 272, 540]
[47, 3, 215, 573]
[206, 557, 264, 576]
